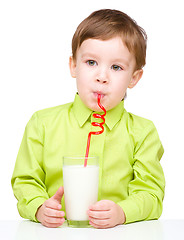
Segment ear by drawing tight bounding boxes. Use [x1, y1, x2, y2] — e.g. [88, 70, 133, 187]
[69, 56, 76, 78]
[128, 69, 143, 89]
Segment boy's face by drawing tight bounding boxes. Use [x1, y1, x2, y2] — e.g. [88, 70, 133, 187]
[69, 37, 143, 112]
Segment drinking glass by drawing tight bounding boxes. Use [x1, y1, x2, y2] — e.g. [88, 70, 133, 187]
[63, 156, 99, 228]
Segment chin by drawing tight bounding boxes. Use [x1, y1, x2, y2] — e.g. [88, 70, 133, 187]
[88, 104, 102, 112]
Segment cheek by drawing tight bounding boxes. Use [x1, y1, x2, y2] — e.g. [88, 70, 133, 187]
[77, 71, 94, 90]
[115, 88, 126, 102]
[76, 74, 90, 94]
[76, 65, 89, 81]
[113, 77, 128, 93]
[110, 80, 129, 102]
[76, 76, 87, 89]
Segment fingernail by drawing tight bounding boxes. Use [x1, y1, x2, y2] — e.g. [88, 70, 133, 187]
[60, 218, 65, 224]
[61, 211, 65, 217]
[58, 204, 61, 209]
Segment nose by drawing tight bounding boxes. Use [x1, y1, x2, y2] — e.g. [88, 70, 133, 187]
[97, 78, 108, 84]
[96, 69, 109, 84]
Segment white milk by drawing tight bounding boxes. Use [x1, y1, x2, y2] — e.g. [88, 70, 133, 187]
[63, 165, 99, 221]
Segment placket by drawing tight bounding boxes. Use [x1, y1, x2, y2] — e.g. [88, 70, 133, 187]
[89, 113, 106, 201]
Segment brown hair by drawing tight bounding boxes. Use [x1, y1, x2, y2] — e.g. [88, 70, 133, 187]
[72, 9, 147, 70]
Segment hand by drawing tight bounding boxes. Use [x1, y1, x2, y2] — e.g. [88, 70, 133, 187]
[36, 187, 65, 228]
[87, 200, 126, 229]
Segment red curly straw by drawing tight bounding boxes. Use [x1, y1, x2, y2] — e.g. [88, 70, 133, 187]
[84, 94, 106, 167]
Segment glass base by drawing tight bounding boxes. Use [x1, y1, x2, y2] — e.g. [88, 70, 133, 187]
[67, 220, 91, 228]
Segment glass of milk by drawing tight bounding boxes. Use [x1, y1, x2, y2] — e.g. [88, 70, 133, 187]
[63, 156, 99, 228]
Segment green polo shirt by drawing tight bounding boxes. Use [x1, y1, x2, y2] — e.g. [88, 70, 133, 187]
[11, 93, 165, 224]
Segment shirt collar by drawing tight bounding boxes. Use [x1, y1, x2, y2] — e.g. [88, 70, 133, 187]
[72, 93, 125, 131]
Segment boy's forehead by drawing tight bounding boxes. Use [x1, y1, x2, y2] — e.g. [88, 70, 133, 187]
[78, 37, 135, 65]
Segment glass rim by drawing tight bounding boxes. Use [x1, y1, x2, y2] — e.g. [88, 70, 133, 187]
[63, 155, 98, 160]
[63, 156, 99, 166]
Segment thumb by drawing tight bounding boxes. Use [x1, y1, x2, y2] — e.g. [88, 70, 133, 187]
[51, 186, 64, 203]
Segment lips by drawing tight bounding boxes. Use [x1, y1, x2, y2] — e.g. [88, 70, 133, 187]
[93, 91, 105, 98]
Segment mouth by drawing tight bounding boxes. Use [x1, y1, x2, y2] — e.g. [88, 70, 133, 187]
[93, 91, 105, 99]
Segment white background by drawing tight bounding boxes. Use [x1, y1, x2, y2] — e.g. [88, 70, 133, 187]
[0, 0, 183, 220]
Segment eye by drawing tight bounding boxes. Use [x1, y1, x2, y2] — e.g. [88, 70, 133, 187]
[86, 60, 97, 66]
[111, 65, 122, 71]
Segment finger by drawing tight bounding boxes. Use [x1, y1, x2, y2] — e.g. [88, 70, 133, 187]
[51, 187, 64, 203]
[89, 200, 112, 211]
[45, 200, 61, 210]
[89, 217, 109, 226]
[43, 218, 65, 228]
[43, 222, 63, 228]
[44, 208, 65, 218]
[44, 215, 65, 225]
[88, 210, 111, 219]
[89, 219, 109, 229]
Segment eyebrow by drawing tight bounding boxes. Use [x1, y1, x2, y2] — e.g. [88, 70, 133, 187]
[81, 53, 98, 59]
[113, 58, 129, 67]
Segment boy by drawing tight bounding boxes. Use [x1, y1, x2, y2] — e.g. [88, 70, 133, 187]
[11, 9, 165, 229]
